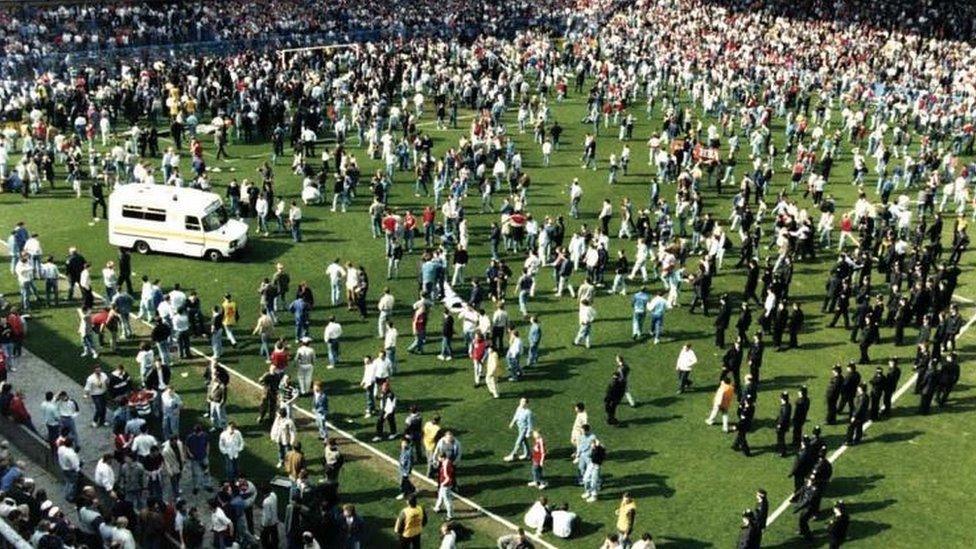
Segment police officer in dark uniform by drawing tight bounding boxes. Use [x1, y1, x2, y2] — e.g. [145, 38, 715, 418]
[792, 386, 810, 448]
[846, 384, 869, 445]
[714, 294, 732, 348]
[775, 392, 792, 457]
[723, 337, 744, 399]
[747, 332, 765, 386]
[825, 365, 843, 424]
[736, 303, 753, 343]
[827, 501, 850, 548]
[789, 437, 816, 491]
[827, 280, 851, 328]
[837, 363, 861, 416]
[732, 398, 755, 457]
[866, 365, 884, 420]
[787, 302, 804, 349]
[882, 359, 901, 417]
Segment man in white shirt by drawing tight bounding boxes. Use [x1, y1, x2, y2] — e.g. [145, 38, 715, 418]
[57, 442, 81, 501]
[94, 453, 116, 496]
[573, 300, 596, 349]
[39, 255, 59, 306]
[209, 499, 234, 544]
[383, 322, 399, 373]
[323, 316, 343, 368]
[83, 364, 110, 428]
[376, 288, 395, 338]
[131, 425, 158, 458]
[260, 490, 280, 546]
[675, 343, 698, 394]
[551, 504, 577, 539]
[218, 422, 244, 480]
[294, 338, 316, 395]
[325, 259, 346, 306]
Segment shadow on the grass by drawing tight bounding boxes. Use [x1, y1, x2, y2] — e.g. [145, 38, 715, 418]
[656, 535, 715, 548]
[827, 474, 885, 497]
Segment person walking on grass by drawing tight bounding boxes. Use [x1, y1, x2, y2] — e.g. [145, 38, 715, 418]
[675, 343, 697, 393]
[433, 452, 455, 520]
[581, 438, 605, 502]
[573, 299, 596, 348]
[395, 494, 427, 548]
[373, 382, 398, 441]
[485, 345, 501, 399]
[396, 438, 417, 501]
[294, 337, 316, 395]
[527, 429, 547, 489]
[505, 398, 534, 462]
[706, 375, 735, 432]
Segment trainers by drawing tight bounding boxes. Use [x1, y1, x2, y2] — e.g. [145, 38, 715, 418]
[586, 495, 598, 503]
[371, 436, 382, 442]
[388, 434, 398, 440]
[527, 481, 537, 487]
[395, 494, 405, 500]
[364, 412, 372, 418]
[91, 422, 98, 428]
[538, 483, 547, 490]
[503, 454, 515, 462]
[580, 492, 590, 499]
[276, 461, 283, 468]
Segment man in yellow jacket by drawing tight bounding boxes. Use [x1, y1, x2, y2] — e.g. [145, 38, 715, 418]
[221, 294, 239, 347]
[394, 495, 427, 548]
[616, 492, 637, 545]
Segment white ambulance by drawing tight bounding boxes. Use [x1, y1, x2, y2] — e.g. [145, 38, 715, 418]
[108, 184, 248, 261]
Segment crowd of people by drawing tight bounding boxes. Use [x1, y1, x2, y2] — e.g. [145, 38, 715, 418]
[0, 0, 974, 547]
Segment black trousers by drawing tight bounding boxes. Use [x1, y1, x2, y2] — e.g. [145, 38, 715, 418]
[776, 429, 788, 455]
[846, 419, 864, 444]
[376, 413, 397, 436]
[732, 430, 751, 456]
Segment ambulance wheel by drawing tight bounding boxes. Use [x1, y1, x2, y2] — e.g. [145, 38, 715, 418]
[134, 241, 151, 255]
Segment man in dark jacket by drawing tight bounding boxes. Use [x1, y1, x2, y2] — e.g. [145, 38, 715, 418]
[775, 392, 792, 457]
[737, 509, 762, 549]
[846, 384, 869, 445]
[826, 501, 850, 548]
[732, 398, 754, 457]
[837, 363, 861, 416]
[868, 367, 885, 420]
[792, 477, 822, 540]
[603, 371, 627, 425]
[65, 247, 87, 301]
[937, 353, 960, 407]
[792, 386, 810, 448]
[882, 359, 901, 417]
[789, 438, 816, 491]
[825, 365, 843, 424]
[714, 294, 732, 348]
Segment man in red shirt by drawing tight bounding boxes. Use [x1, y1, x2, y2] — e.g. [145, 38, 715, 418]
[422, 206, 436, 247]
[529, 429, 547, 489]
[433, 453, 455, 520]
[269, 341, 290, 373]
[403, 211, 417, 253]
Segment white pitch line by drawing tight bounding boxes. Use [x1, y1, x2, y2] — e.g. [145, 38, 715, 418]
[766, 300, 976, 527]
[0, 241, 556, 548]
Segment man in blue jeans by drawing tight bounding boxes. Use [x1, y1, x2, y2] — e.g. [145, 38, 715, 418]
[647, 290, 670, 344]
[631, 286, 650, 339]
[527, 316, 542, 367]
[185, 424, 214, 495]
[504, 398, 534, 461]
[312, 381, 329, 440]
[575, 424, 595, 485]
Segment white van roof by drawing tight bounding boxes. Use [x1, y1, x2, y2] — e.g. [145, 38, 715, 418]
[110, 184, 220, 209]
